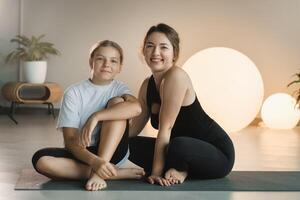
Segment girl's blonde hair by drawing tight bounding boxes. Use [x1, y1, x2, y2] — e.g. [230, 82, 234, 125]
[89, 40, 123, 64]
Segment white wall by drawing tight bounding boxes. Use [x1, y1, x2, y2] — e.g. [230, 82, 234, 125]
[0, 0, 20, 106]
[2, 0, 300, 108]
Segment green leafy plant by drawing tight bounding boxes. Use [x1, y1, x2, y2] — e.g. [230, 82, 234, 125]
[5, 34, 60, 63]
[287, 72, 300, 105]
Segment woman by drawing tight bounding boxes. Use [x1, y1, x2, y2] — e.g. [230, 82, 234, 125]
[128, 23, 235, 186]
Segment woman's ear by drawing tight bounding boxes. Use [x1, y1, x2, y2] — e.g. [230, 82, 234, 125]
[173, 55, 177, 63]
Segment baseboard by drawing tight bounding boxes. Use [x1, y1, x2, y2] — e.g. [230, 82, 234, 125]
[0, 106, 298, 127]
[0, 105, 59, 116]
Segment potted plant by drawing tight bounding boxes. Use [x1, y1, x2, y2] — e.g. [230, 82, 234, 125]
[5, 35, 60, 83]
[287, 72, 300, 106]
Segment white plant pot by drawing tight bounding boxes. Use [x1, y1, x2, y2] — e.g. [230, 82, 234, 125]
[23, 61, 47, 83]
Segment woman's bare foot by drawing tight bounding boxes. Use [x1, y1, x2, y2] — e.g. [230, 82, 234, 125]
[110, 168, 145, 180]
[165, 168, 188, 184]
[85, 172, 107, 191]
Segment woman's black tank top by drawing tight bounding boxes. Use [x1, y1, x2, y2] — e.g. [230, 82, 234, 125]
[146, 75, 215, 140]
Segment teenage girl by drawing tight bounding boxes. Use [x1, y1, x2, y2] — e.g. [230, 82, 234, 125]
[32, 40, 144, 191]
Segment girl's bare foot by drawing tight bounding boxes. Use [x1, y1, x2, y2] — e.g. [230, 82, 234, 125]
[86, 167, 145, 191]
[165, 168, 187, 184]
[85, 172, 107, 191]
[111, 168, 145, 180]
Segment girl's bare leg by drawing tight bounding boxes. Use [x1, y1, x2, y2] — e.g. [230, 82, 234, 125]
[36, 155, 144, 191]
[86, 97, 145, 191]
[36, 156, 91, 180]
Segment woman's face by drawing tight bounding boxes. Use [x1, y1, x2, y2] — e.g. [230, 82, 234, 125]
[89, 46, 122, 84]
[143, 32, 174, 73]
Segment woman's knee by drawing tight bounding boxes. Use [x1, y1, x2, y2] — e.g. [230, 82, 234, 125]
[107, 97, 124, 107]
[168, 137, 190, 151]
[167, 137, 191, 158]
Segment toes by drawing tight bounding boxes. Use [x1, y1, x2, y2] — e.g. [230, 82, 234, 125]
[169, 177, 176, 185]
[92, 183, 97, 191]
[96, 183, 101, 191]
[99, 182, 107, 189]
[165, 172, 171, 180]
[85, 181, 92, 191]
[85, 184, 92, 191]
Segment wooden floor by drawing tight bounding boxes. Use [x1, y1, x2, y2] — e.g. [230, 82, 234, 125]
[0, 114, 300, 200]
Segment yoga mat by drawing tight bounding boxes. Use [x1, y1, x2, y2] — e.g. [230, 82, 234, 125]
[15, 169, 300, 191]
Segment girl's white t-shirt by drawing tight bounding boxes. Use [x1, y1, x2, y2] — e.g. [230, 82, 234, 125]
[57, 79, 131, 147]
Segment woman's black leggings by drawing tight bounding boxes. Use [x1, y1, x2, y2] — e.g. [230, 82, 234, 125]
[129, 122, 235, 179]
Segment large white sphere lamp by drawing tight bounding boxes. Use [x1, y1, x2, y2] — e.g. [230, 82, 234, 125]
[183, 47, 264, 133]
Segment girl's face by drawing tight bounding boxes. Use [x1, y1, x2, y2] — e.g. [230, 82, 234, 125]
[89, 46, 122, 84]
[143, 32, 174, 73]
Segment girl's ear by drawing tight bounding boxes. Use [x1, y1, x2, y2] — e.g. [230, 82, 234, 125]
[89, 57, 93, 69]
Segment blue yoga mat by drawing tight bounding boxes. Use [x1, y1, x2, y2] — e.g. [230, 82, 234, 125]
[15, 169, 300, 191]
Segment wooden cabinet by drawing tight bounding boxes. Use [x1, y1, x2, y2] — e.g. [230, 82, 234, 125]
[1, 82, 63, 124]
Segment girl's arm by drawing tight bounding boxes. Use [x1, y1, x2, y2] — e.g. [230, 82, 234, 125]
[80, 93, 142, 147]
[129, 78, 151, 137]
[149, 68, 189, 185]
[92, 94, 142, 121]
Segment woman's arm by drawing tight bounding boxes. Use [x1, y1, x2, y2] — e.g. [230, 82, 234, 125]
[150, 68, 189, 184]
[129, 78, 151, 137]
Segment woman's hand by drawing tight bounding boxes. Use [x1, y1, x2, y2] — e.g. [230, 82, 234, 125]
[147, 175, 172, 186]
[91, 157, 117, 179]
[79, 114, 98, 147]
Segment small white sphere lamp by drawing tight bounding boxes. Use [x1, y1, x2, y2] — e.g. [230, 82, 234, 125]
[183, 47, 264, 133]
[261, 93, 300, 129]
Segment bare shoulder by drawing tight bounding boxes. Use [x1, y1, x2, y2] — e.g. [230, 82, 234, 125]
[164, 66, 190, 83]
[141, 77, 150, 89]
[162, 67, 195, 106]
[138, 77, 150, 100]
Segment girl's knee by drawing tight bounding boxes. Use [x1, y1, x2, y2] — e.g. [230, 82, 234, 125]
[35, 156, 55, 173]
[32, 148, 53, 169]
[107, 97, 124, 107]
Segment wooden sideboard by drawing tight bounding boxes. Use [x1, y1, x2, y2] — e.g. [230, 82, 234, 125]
[1, 82, 63, 124]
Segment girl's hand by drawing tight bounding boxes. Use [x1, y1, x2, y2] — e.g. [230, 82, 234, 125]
[91, 157, 117, 179]
[79, 114, 98, 147]
[147, 175, 172, 186]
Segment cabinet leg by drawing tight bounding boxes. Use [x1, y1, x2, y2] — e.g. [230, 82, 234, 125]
[9, 102, 18, 124]
[48, 103, 56, 119]
[47, 103, 51, 115]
